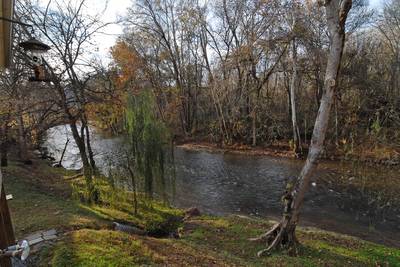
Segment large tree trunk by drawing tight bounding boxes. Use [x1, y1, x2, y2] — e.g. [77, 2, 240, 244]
[252, 0, 352, 256]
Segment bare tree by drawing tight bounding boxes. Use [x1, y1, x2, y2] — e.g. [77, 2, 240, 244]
[251, 0, 353, 256]
[16, 0, 110, 202]
[288, 1, 303, 156]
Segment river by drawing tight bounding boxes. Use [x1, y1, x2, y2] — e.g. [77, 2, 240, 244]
[43, 126, 400, 247]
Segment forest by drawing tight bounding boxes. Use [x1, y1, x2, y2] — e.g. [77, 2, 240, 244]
[0, 0, 399, 266]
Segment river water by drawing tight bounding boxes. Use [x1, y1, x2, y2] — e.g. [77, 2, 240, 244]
[43, 126, 400, 247]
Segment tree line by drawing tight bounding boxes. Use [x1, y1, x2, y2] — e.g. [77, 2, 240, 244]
[107, 0, 399, 162]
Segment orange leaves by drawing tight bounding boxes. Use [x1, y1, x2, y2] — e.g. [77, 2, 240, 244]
[110, 41, 144, 89]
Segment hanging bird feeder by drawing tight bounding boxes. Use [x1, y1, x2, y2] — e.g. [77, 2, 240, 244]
[18, 37, 51, 82]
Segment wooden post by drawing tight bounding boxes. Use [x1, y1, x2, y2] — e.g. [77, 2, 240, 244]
[0, 1, 15, 263]
[0, 0, 14, 69]
[0, 169, 15, 267]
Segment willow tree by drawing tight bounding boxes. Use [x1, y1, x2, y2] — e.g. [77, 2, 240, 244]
[125, 91, 171, 208]
[252, 0, 353, 256]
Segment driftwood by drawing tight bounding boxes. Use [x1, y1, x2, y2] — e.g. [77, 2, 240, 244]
[64, 173, 84, 181]
[58, 139, 70, 167]
[113, 222, 146, 236]
[184, 207, 201, 220]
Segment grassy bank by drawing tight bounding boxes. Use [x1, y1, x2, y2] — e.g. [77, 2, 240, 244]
[2, 159, 400, 266]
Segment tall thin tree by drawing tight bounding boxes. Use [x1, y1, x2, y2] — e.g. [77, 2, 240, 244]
[251, 0, 353, 256]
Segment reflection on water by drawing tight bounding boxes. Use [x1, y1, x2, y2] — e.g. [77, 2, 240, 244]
[43, 126, 124, 172]
[43, 126, 400, 247]
[174, 149, 297, 216]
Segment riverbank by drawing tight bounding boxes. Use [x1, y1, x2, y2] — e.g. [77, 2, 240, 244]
[178, 141, 400, 245]
[178, 142, 297, 158]
[2, 158, 400, 266]
[177, 140, 400, 166]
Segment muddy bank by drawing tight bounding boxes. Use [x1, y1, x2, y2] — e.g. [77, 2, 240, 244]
[177, 141, 400, 166]
[177, 142, 297, 158]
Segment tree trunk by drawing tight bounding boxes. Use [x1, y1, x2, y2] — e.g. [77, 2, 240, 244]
[58, 139, 70, 167]
[252, 0, 352, 256]
[0, 124, 9, 167]
[17, 113, 29, 163]
[84, 123, 96, 172]
[70, 122, 96, 202]
[252, 108, 257, 147]
[290, 31, 302, 156]
[127, 166, 138, 215]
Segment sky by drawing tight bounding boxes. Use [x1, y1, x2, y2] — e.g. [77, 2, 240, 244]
[93, 0, 386, 60]
[85, 0, 132, 63]
[370, 0, 385, 8]
[39, 0, 386, 63]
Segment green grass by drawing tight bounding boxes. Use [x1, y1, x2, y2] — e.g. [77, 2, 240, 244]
[179, 216, 400, 266]
[70, 172, 184, 235]
[3, 160, 400, 266]
[43, 229, 155, 267]
[3, 161, 103, 237]
[3, 159, 183, 238]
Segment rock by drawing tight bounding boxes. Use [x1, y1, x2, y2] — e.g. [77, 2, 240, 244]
[184, 207, 201, 220]
[43, 234, 57, 241]
[43, 229, 57, 236]
[23, 160, 33, 165]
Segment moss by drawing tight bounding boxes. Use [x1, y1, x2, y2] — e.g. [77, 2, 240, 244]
[4, 159, 183, 238]
[180, 216, 400, 267]
[3, 162, 103, 237]
[4, 160, 400, 266]
[45, 229, 155, 267]
[72, 177, 184, 236]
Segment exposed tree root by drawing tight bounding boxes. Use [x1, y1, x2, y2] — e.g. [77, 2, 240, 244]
[248, 222, 280, 243]
[251, 220, 299, 257]
[251, 183, 299, 257]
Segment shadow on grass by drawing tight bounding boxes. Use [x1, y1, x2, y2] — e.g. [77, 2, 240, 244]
[181, 216, 398, 267]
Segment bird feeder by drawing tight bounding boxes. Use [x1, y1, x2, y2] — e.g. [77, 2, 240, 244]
[18, 37, 51, 82]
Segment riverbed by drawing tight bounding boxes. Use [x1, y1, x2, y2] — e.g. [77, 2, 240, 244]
[43, 126, 400, 247]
